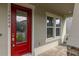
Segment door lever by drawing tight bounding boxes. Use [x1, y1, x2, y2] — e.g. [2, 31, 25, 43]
[12, 44, 15, 47]
[12, 38, 15, 42]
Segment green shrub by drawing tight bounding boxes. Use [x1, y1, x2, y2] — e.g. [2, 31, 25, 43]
[16, 34, 25, 42]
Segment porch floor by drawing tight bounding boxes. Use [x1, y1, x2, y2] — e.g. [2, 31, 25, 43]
[38, 45, 67, 56]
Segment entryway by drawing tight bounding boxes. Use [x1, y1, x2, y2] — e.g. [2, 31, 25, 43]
[11, 4, 32, 56]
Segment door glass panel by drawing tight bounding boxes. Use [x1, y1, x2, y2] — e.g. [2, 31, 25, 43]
[16, 10, 27, 43]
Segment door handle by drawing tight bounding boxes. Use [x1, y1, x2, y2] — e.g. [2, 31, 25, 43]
[12, 38, 15, 47]
[12, 38, 15, 42]
[12, 44, 15, 47]
[11, 33, 15, 48]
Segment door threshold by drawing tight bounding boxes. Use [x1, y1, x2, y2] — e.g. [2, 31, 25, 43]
[22, 53, 32, 56]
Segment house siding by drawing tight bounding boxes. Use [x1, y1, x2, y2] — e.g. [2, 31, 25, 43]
[34, 6, 63, 48]
[34, 6, 47, 48]
[67, 3, 79, 48]
[0, 4, 8, 56]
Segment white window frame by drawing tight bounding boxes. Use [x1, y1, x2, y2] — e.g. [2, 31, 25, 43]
[46, 12, 62, 43]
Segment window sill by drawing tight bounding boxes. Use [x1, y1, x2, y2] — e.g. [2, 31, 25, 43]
[46, 36, 61, 43]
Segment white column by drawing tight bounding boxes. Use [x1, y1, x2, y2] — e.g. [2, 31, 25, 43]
[67, 3, 79, 48]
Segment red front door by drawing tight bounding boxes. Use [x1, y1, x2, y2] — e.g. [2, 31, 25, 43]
[11, 4, 32, 56]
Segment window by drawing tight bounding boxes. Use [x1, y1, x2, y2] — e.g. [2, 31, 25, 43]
[56, 18, 61, 27]
[47, 16, 61, 39]
[55, 18, 61, 36]
[47, 28, 53, 38]
[56, 28, 60, 36]
[47, 16, 54, 26]
[47, 16, 54, 38]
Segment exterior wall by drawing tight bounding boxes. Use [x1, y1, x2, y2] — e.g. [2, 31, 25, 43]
[0, 3, 67, 56]
[34, 6, 47, 48]
[34, 6, 63, 48]
[9, 4, 63, 55]
[66, 17, 72, 34]
[0, 4, 8, 56]
[34, 6, 65, 55]
[67, 3, 79, 48]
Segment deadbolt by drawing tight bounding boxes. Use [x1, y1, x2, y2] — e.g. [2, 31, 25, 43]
[12, 33, 14, 37]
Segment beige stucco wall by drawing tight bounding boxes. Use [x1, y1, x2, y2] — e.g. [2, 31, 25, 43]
[0, 4, 8, 56]
[66, 17, 72, 34]
[67, 3, 79, 48]
[34, 5, 63, 48]
[34, 6, 47, 48]
[34, 6, 66, 55]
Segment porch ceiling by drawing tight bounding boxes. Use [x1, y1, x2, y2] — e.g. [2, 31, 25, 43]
[31, 3, 74, 16]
